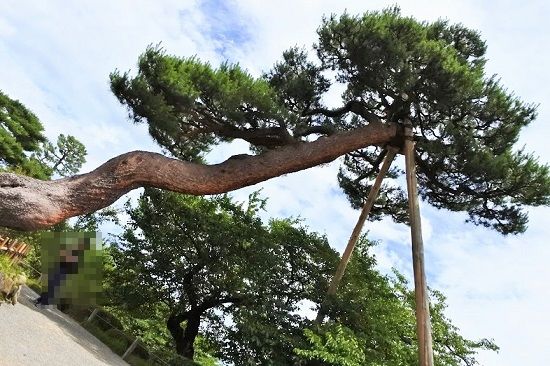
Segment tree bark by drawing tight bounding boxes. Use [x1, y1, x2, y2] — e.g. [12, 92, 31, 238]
[404, 123, 434, 366]
[167, 313, 185, 354]
[0, 121, 399, 230]
[167, 311, 202, 360]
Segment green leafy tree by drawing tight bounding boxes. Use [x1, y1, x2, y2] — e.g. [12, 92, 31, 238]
[0, 90, 86, 179]
[33, 133, 87, 178]
[295, 324, 368, 366]
[295, 239, 498, 366]
[106, 188, 336, 363]
[109, 7, 548, 236]
[105, 188, 495, 365]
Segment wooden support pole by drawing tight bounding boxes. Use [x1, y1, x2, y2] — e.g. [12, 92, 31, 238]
[315, 147, 398, 324]
[403, 122, 434, 366]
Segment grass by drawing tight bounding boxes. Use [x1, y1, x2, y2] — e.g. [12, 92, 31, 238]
[0, 255, 24, 278]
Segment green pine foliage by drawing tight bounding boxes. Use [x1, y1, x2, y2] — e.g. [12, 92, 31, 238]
[0, 90, 48, 178]
[110, 7, 549, 235]
[33, 133, 87, 178]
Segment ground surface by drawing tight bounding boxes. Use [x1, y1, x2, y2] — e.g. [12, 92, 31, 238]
[0, 286, 128, 366]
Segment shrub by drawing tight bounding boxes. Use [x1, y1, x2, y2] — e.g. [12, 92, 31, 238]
[95, 308, 125, 331]
[0, 255, 23, 278]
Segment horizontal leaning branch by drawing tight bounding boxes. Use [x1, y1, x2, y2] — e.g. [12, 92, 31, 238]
[0, 121, 398, 231]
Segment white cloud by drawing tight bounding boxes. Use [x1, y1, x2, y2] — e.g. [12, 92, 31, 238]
[0, 0, 216, 171]
[427, 206, 550, 365]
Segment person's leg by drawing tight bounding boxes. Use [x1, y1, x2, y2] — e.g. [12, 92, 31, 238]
[36, 265, 67, 305]
[34, 293, 46, 305]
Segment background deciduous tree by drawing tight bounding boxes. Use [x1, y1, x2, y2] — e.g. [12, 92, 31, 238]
[295, 239, 498, 366]
[106, 188, 336, 362]
[104, 189, 496, 365]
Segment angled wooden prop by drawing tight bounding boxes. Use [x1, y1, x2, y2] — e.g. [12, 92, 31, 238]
[315, 146, 398, 324]
[404, 120, 434, 366]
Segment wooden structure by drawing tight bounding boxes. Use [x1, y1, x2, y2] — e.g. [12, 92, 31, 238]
[404, 122, 434, 365]
[316, 120, 434, 366]
[0, 234, 31, 264]
[315, 146, 398, 324]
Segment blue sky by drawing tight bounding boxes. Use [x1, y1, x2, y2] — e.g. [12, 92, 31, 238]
[1, 1, 549, 365]
[195, 0, 253, 58]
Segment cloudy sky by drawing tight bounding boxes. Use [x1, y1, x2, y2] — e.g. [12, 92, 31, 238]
[1, 1, 549, 364]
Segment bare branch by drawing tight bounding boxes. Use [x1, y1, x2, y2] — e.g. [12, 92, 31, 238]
[303, 100, 382, 123]
[294, 125, 336, 138]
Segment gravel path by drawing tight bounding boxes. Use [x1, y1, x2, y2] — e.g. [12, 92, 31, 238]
[0, 286, 128, 366]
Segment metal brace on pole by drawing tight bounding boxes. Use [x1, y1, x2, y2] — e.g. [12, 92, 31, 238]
[315, 146, 398, 324]
[403, 119, 434, 366]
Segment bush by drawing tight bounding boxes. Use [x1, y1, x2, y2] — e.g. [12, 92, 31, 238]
[0, 255, 23, 278]
[95, 308, 125, 331]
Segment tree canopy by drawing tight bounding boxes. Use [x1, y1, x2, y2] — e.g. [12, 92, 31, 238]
[109, 7, 548, 235]
[296, 240, 498, 366]
[106, 188, 336, 362]
[104, 189, 496, 365]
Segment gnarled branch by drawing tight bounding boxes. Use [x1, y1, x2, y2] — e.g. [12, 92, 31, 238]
[0, 121, 398, 231]
[303, 100, 382, 123]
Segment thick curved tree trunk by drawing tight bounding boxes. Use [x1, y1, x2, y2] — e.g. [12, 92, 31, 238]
[0, 121, 399, 230]
[167, 311, 202, 361]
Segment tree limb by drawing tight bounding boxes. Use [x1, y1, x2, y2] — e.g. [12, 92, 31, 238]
[0, 120, 398, 230]
[294, 125, 336, 138]
[199, 295, 244, 312]
[303, 100, 382, 123]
